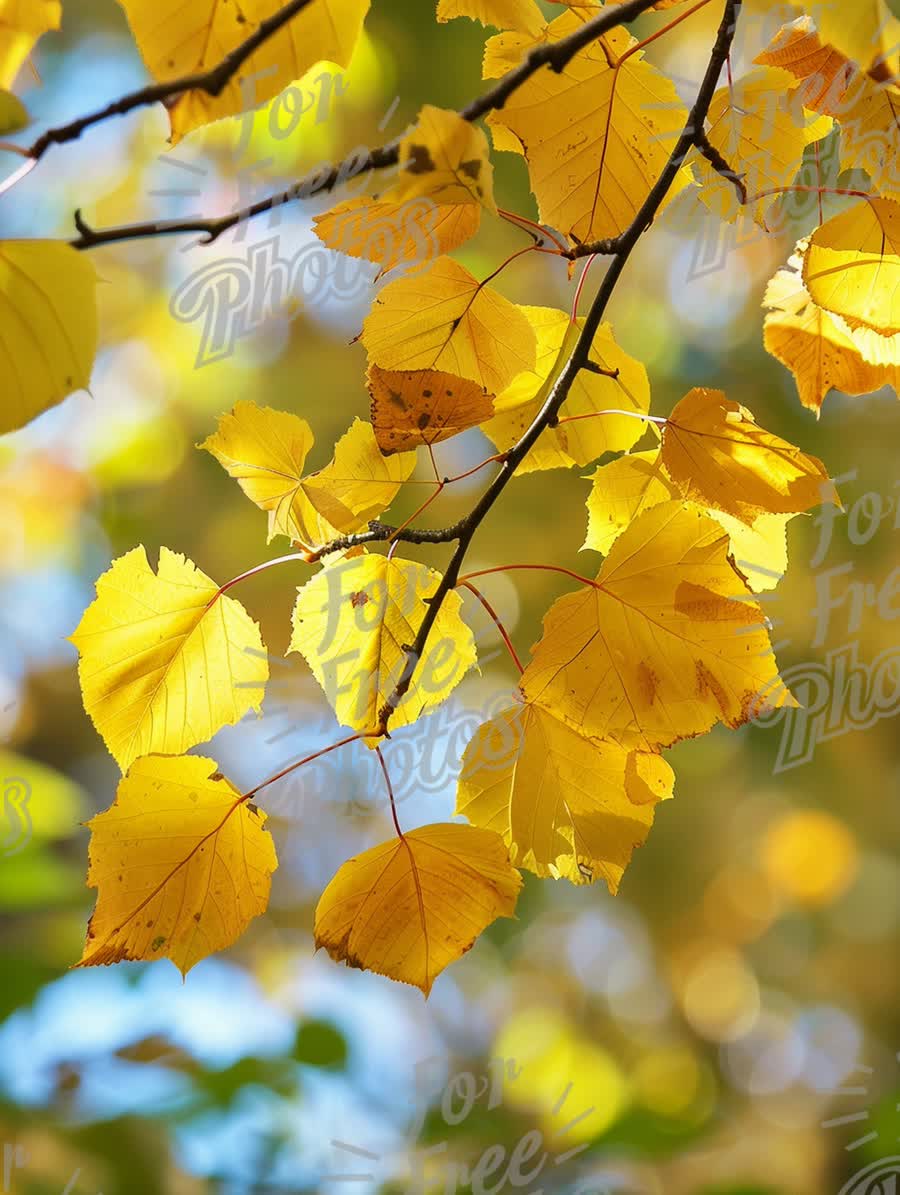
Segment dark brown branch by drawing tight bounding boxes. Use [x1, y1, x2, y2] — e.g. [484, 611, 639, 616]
[29, 0, 316, 162]
[68, 0, 665, 252]
[695, 131, 748, 204]
[374, 0, 744, 736]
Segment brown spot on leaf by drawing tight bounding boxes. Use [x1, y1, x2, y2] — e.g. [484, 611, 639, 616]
[350, 590, 370, 608]
[695, 659, 730, 718]
[406, 145, 435, 174]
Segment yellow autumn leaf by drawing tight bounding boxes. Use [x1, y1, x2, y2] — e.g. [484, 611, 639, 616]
[117, 0, 369, 142]
[583, 450, 790, 592]
[436, 0, 545, 36]
[391, 105, 496, 213]
[520, 501, 798, 750]
[71, 547, 268, 772]
[481, 307, 651, 471]
[201, 404, 416, 546]
[0, 0, 60, 89]
[78, 755, 277, 976]
[315, 822, 521, 995]
[456, 701, 674, 892]
[764, 244, 900, 413]
[696, 67, 831, 226]
[787, 0, 899, 71]
[289, 553, 477, 735]
[802, 199, 900, 338]
[661, 387, 838, 524]
[314, 195, 480, 276]
[754, 17, 900, 200]
[0, 241, 98, 436]
[486, 13, 693, 242]
[367, 365, 494, 454]
[361, 255, 536, 394]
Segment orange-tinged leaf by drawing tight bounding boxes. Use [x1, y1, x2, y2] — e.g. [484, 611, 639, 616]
[201, 404, 416, 545]
[289, 553, 477, 735]
[521, 501, 798, 750]
[583, 450, 791, 593]
[315, 822, 521, 994]
[764, 245, 900, 413]
[486, 15, 693, 242]
[71, 547, 268, 772]
[661, 387, 838, 524]
[117, 0, 370, 143]
[314, 195, 480, 276]
[361, 256, 536, 394]
[755, 17, 900, 200]
[0, 241, 98, 435]
[456, 701, 673, 891]
[802, 199, 900, 338]
[481, 307, 651, 471]
[78, 755, 277, 976]
[367, 365, 494, 454]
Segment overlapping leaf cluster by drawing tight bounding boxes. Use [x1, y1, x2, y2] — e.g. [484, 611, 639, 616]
[2, 0, 895, 994]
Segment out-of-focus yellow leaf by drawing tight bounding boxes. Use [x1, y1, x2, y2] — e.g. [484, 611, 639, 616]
[802, 198, 900, 337]
[0, 86, 26, 132]
[117, 0, 370, 142]
[786, 0, 900, 71]
[71, 547, 268, 772]
[201, 404, 416, 545]
[486, 13, 693, 242]
[661, 387, 838, 524]
[764, 245, 900, 413]
[314, 195, 480, 275]
[78, 755, 277, 976]
[481, 307, 650, 471]
[583, 450, 790, 593]
[0, 242, 98, 435]
[367, 365, 494, 454]
[0, 0, 60, 88]
[0, 751, 85, 843]
[521, 501, 798, 750]
[696, 67, 831, 226]
[361, 256, 536, 394]
[456, 700, 673, 891]
[315, 822, 521, 994]
[289, 553, 477, 735]
[437, 0, 545, 36]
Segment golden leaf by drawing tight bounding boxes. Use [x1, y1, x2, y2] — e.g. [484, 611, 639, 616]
[79, 755, 277, 976]
[521, 501, 798, 750]
[117, 0, 370, 142]
[661, 387, 838, 524]
[361, 255, 537, 394]
[315, 822, 521, 994]
[0, 0, 60, 89]
[481, 307, 651, 471]
[436, 0, 545, 36]
[456, 700, 674, 891]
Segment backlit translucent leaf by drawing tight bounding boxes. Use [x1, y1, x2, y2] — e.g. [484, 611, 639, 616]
[456, 701, 674, 891]
[315, 822, 521, 994]
[79, 755, 277, 976]
[521, 501, 798, 750]
[289, 553, 477, 735]
[367, 365, 494, 454]
[0, 0, 60, 88]
[71, 547, 268, 772]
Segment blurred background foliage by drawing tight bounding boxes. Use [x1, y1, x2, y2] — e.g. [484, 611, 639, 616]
[1, 1, 899, 1192]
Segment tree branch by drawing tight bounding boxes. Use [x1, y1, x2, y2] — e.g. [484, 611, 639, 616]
[28, 0, 317, 163]
[373, 0, 743, 735]
[67, 0, 665, 252]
